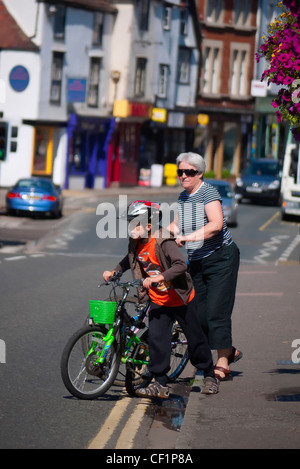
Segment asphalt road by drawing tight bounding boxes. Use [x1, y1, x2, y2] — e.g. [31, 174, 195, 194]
[0, 193, 299, 449]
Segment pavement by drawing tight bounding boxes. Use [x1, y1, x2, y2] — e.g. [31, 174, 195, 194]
[175, 262, 300, 450]
[1, 184, 300, 450]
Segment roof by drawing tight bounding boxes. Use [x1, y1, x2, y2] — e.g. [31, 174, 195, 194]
[0, 0, 39, 51]
[38, 0, 117, 13]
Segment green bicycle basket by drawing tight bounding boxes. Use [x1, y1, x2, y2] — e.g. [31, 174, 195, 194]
[89, 300, 117, 325]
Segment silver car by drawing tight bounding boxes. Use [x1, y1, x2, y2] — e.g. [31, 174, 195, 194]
[206, 179, 238, 227]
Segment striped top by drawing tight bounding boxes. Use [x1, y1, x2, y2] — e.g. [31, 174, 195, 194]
[177, 181, 233, 260]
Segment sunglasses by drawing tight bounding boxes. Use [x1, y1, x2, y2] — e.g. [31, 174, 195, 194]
[177, 168, 199, 177]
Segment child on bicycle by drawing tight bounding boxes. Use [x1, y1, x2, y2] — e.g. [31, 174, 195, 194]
[102, 200, 219, 398]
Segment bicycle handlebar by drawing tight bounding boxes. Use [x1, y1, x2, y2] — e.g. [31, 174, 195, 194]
[101, 271, 158, 289]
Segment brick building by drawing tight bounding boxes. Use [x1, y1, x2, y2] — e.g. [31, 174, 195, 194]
[195, 0, 258, 178]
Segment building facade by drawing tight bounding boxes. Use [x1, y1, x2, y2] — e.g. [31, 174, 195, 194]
[0, 0, 201, 189]
[195, 0, 258, 178]
[0, 0, 117, 189]
[110, 0, 201, 186]
[251, 0, 290, 165]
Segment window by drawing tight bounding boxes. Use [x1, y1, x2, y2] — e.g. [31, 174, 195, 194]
[206, 0, 223, 23]
[158, 64, 169, 98]
[162, 6, 172, 30]
[53, 5, 66, 39]
[177, 48, 191, 84]
[134, 58, 147, 97]
[93, 12, 104, 46]
[50, 52, 64, 103]
[87, 57, 101, 107]
[234, 0, 251, 26]
[230, 48, 248, 96]
[203, 46, 221, 94]
[180, 7, 189, 35]
[139, 0, 150, 31]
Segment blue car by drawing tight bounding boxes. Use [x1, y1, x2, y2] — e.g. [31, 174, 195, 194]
[6, 177, 63, 218]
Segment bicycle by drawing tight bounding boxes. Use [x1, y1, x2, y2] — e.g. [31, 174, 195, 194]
[60, 271, 189, 400]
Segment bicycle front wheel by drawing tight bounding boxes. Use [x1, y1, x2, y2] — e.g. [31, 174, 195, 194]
[61, 325, 120, 400]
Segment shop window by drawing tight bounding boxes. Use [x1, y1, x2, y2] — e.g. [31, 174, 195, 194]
[223, 122, 238, 174]
[69, 132, 86, 173]
[134, 58, 147, 97]
[87, 57, 101, 107]
[50, 52, 64, 103]
[32, 127, 53, 175]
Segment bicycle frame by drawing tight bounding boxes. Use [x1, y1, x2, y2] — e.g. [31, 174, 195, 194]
[87, 275, 150, 368]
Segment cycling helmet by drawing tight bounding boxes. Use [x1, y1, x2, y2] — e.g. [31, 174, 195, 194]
[126, 200, 161, 222]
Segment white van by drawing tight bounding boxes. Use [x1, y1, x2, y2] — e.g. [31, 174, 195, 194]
[281, 137, 300, 220]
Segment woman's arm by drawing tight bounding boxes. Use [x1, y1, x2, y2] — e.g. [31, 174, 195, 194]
[175, 200, 223, 246]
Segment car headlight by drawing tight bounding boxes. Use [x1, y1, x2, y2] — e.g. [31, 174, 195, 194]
[268, 180, 280, 189]
[235, 178, 243, 187]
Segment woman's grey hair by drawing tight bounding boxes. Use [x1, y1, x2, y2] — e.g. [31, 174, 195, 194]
[176, 152, 206, 174]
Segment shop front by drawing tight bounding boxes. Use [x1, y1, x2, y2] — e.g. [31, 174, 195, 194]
[65, 113, 115, 190]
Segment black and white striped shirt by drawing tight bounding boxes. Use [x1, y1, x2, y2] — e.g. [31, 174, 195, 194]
[177, 182, 232, 261]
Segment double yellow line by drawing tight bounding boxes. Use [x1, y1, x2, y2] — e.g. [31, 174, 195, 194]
[88, 393, 151, 449]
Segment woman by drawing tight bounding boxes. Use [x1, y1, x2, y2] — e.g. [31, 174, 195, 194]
[170, 152, 242, 381]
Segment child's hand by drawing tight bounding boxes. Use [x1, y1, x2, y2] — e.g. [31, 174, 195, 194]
[142, 275, 164, 290]
[103, 270, 115, 282]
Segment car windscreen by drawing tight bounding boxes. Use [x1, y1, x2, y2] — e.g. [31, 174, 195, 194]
[244, 162, 279, 177]
[211, 185, 233, 198]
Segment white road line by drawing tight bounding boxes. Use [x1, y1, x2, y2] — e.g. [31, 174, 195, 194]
[4, 255, 27, 261]
[277, 234, 300, 264]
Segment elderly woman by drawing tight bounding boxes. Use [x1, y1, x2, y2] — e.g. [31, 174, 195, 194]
[170, 152, 242, 381]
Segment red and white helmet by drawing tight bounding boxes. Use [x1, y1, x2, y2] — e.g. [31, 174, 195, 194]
[126, 200, 161, 222]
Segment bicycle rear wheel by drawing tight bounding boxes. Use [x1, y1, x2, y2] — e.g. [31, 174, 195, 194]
[168, 322, 189, 381]
[61, 325, 120, 400]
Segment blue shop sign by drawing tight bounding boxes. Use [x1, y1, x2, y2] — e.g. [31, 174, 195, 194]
[9, 66, 30, 92]
[67, 78, 87, 103]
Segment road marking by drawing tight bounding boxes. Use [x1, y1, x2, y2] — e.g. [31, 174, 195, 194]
[88, 394, 131, 449]
[237, 292, 283, 296]
[115, 400, 150, 449]
[259, 211, 280, 231]
[253, 235, 290, 264]
[4, 255, 27, 261]
[88, 393, 151, 449]
[276, 234, 300, 264]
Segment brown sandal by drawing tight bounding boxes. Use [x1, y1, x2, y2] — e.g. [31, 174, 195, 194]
[228, 347, 243, 365]
[214, 366, 233, 381]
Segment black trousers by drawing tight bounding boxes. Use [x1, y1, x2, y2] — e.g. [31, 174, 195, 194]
[189, 242, 240, 350]
[147, 297, 214, 386]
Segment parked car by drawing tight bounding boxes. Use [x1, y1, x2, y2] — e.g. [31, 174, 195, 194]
[235, 158, 281, 205]
[6, 177, 63, 218]
[206, 179, 238, 226]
